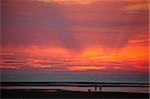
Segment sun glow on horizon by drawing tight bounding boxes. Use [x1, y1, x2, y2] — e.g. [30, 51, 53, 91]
[1, 44, 148, 73]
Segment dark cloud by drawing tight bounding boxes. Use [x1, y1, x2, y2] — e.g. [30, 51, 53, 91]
[2, 0, 80, 52]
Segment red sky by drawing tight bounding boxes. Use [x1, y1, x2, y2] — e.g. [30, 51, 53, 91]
[1, 0, 149, 82]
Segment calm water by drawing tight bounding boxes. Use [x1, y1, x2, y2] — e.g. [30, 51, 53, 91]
[2, 86, 149, 93]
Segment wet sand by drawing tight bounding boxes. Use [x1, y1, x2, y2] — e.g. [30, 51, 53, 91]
[1, 89, 149, 99]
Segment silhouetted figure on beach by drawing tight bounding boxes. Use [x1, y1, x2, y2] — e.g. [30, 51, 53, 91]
[99, 86, 102, 92]
[94, 86, 97, 92]
[88, 89, 91, 92]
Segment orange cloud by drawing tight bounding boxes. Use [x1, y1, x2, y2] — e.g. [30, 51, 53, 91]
[124, 0, 149, 14]
[128, 39, 149, 43]
[1, 43, 148, 72]
[14, 46, 72, 58]
[37, 0, 99, 5]
[0, 66, 18, 69]
[68, 66, 106, 71]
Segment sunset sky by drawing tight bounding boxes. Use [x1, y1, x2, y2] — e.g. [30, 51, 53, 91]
[1, 0, 149, 82]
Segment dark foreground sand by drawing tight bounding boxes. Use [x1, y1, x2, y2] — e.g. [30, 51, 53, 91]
[1, 89, 149, 99]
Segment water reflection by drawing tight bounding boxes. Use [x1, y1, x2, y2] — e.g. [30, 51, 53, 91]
[2, 86, 149, 93]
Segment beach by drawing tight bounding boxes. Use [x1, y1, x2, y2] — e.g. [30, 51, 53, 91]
[1, 89, 149, 99]
[1, 82, 149, 99]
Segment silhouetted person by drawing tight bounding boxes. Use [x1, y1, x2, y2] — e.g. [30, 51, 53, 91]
[88, 89, 91, 92]
[94, 86, 97, 92]
[99, 86, 102, 92]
